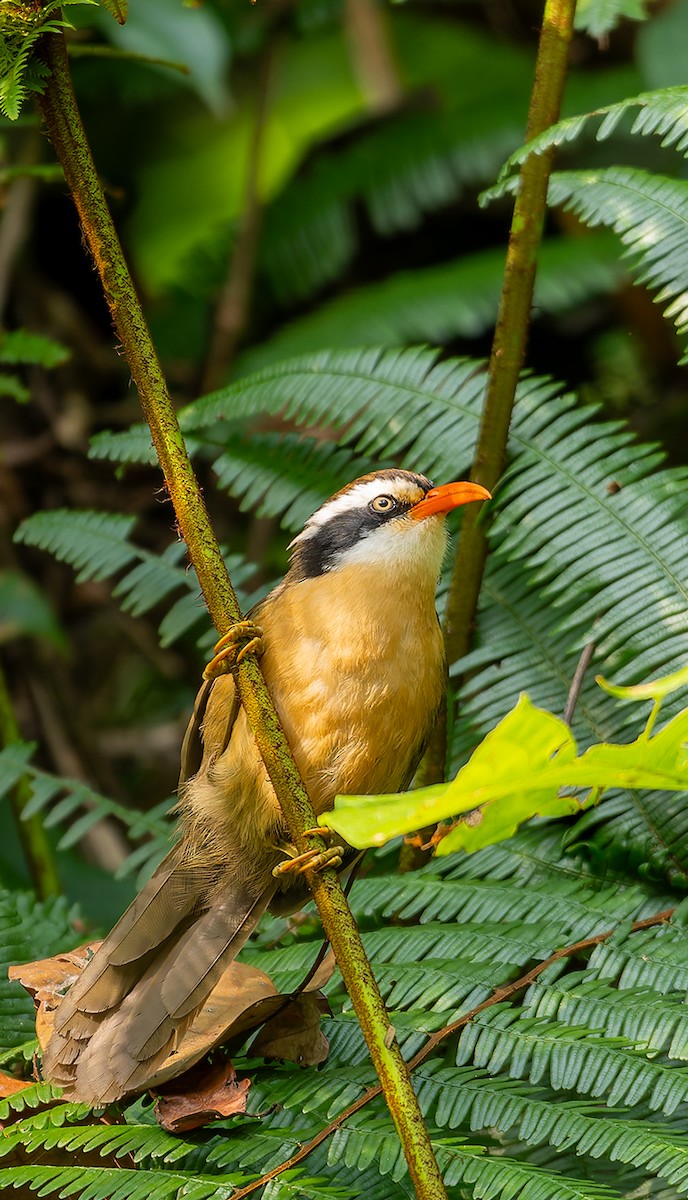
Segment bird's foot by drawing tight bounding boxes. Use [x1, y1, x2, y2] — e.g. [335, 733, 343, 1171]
[203, 621, 264, 680]
[272, 844, 344, 878]
[404, 820, 458, 851]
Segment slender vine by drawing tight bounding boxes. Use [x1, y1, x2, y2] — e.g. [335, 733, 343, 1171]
[35, 25, 447, 1200]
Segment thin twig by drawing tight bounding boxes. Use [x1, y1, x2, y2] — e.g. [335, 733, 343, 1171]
[563, 641, 595, 726]
[231, 905, 675, 1198]
[344, 0, 402, 114]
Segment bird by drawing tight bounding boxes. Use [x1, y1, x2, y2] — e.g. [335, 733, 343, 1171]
[43, 468, 490, 1104]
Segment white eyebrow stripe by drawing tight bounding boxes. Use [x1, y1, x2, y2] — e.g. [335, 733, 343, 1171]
[294, 478, 404, 541]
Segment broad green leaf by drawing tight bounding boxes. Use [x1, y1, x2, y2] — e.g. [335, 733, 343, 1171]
[326, 695, 688, 855]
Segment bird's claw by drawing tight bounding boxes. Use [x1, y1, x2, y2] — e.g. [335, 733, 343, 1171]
[272, 845, 344, 878]
[203, 621, 264, 680]
[302, 826, 333, 839]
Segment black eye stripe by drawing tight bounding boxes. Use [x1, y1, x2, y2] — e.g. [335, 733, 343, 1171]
[294, 497, 414, 578]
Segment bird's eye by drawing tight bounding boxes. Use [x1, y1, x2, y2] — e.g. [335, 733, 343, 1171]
[370, 494, 396, 514]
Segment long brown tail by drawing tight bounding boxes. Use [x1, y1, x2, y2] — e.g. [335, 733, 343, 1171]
[43, 853, 275, 1104]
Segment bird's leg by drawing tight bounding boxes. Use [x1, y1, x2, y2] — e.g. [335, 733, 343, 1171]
[203, 621, 264, 681]
[272, 834, 345, 878]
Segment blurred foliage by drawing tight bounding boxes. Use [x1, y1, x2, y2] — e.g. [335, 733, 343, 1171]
[2, 0, 688, 1196]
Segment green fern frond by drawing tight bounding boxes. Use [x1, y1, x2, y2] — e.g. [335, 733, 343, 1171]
[14, 509, 255, 648]
[112, 540, 189, 617]
[185, 347, 483, 459]
[0, 742, 36, 799]
[236, 1082, 626, 1198]
[326, 1117, 624, 1198]
[525, 970, 688, 1056]
[88, 421, 159, 466]
[23, 761, 172, 866]
[14, 509, 139, 583]
[455, 1005, 688, 1113]
[489, 85, 688, 185]
[0, 1117, 201, 1166]
[241, 919, 565, 994]
[0, 1080, 65, 1121]
[0, 2, 89, 120]
[589, 921, 688, 994]
[0, 1038, 37, 1067]
[415, 1063, 688, 1188]
[9, 1097, 93, 1135]
[482, 94, 688, 356]
[212, 434, 377, 531]
[0, 739, 172, 884]
[349, 869, 649, 934]
[0, 1165, 244, 1200]
[116, 543, 256, 643]
[542, 169, 688, 358]
[240, 233, 627, 375]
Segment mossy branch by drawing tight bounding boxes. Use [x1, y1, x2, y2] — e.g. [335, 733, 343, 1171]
[36, 27, 447, 1200]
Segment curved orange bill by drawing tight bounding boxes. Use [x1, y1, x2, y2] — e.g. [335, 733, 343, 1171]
[410, 480, 491, 521]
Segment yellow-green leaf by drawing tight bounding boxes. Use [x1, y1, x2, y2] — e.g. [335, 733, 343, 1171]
[325, 694, 688, 855]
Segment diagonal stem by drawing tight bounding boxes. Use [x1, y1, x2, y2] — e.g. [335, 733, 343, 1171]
[36, 27, 447, 1200]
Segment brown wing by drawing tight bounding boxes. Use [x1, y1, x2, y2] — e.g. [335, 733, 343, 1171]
[45, 661, 268, 1105]
[178, 673, 240, 786]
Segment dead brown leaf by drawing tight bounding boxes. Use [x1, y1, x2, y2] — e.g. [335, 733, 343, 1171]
[146, 960, 280, 1089]
[251, 992, 330, 1066]
[0, 1070, 33, 1099]
[13, 938, 333, 1102]
[9, 942, 101, 1050]
[152, 1058, 250, 1133]
[304, 949, 337, 993]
